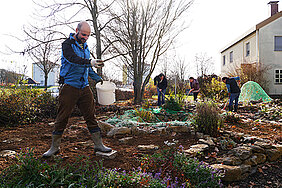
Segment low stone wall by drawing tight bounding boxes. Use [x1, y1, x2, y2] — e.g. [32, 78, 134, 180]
[98, 121, 282, 182]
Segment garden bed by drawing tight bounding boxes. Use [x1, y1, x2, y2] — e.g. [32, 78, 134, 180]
[0, 101, 281, 187]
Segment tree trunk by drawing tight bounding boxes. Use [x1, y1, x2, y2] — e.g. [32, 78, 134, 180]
[134, 77, 142, 104]
[44, 73, 48, 91]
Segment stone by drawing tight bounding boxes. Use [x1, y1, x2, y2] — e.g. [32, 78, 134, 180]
[2, 138, 22, 143]
[196, 132, 204, 139]
[166, 126, 190, 133]
[131, 126, 148, 135]
[211, 164, 251, 182]
[243, 136, 263, 144]
[119, 137, 133, 144]
[266, 149, 281, 162]
[0, 150, 17, 157]
[98, 121, 115, 133]
[154, 127, 167, 135]
[107, 127, 131, 137]
[96, 150, 117, 159]
[243, 155, 258, 166]
[184, 144, 209, 157]
[184, 148, 203, 157]
[232, 146, 252, 160]
[190, 144, 209, 150]
[273, 144, 282, 154]
[222, 156, 242, 166]
[77, 140, 94, 147]
[137, 144, 159, 151]
[254, 141, 274, 149]
[253, 153, 267, 164]
[199, 138, 215, 146]
[250, 145, 265, 153]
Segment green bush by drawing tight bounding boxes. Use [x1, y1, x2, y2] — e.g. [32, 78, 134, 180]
[198, 76, 227, 100]
[205, 78, 227, 100]
[163, 96, 182, 111]
[0, 87, 57, 126]
[194, 101, 224, 137]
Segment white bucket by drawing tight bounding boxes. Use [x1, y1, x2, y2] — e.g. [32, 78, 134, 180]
[96, 81, 116, 105]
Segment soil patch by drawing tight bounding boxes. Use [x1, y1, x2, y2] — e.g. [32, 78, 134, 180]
[0, 107, 281, 187]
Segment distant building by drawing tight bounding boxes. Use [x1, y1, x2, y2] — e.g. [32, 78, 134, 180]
[32, 62, 60, 86]
[221, 1, 282, 95]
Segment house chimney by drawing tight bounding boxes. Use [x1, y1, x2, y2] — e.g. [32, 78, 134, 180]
[268, 1, 279, 16]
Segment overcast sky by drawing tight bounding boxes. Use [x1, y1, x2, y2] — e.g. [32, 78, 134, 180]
[0, 0, 279, 78]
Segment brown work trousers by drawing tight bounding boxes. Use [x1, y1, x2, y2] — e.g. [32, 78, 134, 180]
[53, 84, 99, 134]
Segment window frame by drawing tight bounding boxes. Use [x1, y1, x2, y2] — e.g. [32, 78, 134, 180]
[229, 51, 233, 63]
[223, 55, 226, 66]
[274, 69, 282, 84]
[246, 42, 250, 56]
[274, 36, 282, 51]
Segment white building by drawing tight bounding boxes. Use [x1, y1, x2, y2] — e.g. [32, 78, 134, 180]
[32, 62, 60, 87]
[221, 1, 282, 96]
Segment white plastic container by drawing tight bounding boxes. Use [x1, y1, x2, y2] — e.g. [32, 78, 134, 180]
[96, 81, 116, 105]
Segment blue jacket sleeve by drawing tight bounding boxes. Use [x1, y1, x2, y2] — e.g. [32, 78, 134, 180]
[232, 76, 240, 81]
[89, 67, 101, 82]
[62, 38, 90, 65]
[226, 84, 231, 93]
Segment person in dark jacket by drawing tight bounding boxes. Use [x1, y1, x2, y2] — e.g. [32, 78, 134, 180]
[154, 73, 167, 106]
[43, 21, 112, 157]
[188, 77, 200, 101]
[222, 76, 241, 112]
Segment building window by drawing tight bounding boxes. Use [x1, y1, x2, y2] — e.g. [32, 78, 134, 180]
[246, 42, 250, 56]
[274, 36, 282, 51]
[274, 69, 282, 84]
[223, 55, 226, 66]
[230, 51, 233, 63]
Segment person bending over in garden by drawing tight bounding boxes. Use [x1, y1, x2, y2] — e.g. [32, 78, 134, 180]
[188, 77, 200, 102]
[154, 73, 167, 106]
[43, 21, 112, 157]
[222, 76, 241, 112]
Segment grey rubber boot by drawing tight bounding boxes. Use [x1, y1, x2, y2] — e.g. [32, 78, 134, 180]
[43, 134, 62, 157]
[91, 131, 112, 153]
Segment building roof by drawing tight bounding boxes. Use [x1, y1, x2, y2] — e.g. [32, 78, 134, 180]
[220, 11, 282, 53]
[27, 78, 40, 84]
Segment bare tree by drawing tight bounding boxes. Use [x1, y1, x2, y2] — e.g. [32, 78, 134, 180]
[158, 55, 170, 77]
[106, 0, 194, 104]
[195, 52, 215, 77]
[31, 0, 117, 77]
[171, 57, 188, 82]
[23, 25, 60, 90]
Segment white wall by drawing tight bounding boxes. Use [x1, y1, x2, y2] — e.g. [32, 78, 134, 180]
[221, 32, 257, 76]
[259, 16, 282, 94]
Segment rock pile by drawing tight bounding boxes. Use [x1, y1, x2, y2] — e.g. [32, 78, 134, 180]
[184, 130, 281, 182]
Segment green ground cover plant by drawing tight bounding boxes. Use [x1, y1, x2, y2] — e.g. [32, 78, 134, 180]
[1, 146, 223, 188]
[0, 148, 167, 188]
[140, 142, 223, 188]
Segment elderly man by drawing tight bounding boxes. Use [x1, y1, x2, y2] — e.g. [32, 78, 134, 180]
[43, 21, 112, 157]
[222, 76, 241, 112]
